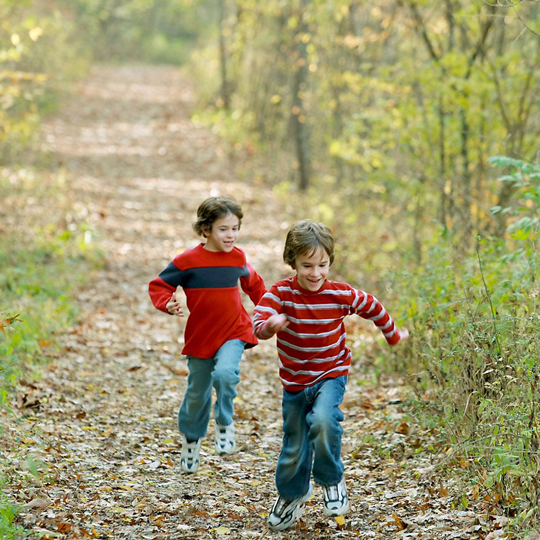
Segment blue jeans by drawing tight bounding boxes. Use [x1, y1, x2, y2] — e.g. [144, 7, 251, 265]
[276, 376, 347, 499]
[178, 339, 246, 441]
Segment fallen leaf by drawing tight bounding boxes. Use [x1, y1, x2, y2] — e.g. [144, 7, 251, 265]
[392, 512, 405, 531]
[396, 422, 409, 434]
[485, 530, 505, 540]
[22, 498, 51, 512]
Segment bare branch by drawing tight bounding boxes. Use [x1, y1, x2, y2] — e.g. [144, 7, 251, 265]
[483, 0, 540, 36]
[513, 5, 540, 37]
[483, 0, 539, 7]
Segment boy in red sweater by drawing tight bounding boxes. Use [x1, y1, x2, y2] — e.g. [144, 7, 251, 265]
[149, 196, 266, 473]
[253, 219, 408, 531]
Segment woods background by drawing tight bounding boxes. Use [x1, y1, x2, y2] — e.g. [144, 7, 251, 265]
[1, 0, 540, 538]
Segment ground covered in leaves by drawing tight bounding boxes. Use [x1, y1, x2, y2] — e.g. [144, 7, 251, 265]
[0, 65, 514, 539]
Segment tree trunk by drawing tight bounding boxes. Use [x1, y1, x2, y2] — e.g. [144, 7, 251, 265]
[217, 0, 230, 109]
[460, 109, 472, 241]
[291, 0, 311, 191]
[438, 100, 448, 229]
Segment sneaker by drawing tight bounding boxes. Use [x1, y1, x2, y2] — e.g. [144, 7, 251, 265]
[322, 478, 349, 517]
[267, 484, 313, 531]
[180, 433, 201, 473]
[214, 422, 236, 455]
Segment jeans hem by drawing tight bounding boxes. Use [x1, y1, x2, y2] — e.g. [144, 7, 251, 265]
[313, 474, 344, 488]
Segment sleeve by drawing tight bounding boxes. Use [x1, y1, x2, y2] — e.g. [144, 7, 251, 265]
[239, 263, 267, 305]
[352, 288, 401, 345]
[148, 259, 184, 314]
[252, 284, 282, 339]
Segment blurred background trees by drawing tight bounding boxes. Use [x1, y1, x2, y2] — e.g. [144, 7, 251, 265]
[190, 0, 540, 255]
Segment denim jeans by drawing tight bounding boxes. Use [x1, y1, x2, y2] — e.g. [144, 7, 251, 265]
[275, 376, 347, 499]
[178, 339, 246, 441]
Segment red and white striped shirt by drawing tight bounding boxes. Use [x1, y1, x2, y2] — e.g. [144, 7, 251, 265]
[253, 276, 401, 391]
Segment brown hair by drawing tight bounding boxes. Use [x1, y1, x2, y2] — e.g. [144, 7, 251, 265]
[193, 196, 243, 237]
[283, 219, 335, 268]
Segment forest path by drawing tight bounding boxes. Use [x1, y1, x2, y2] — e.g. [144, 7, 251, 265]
[7, 65, 486, 539]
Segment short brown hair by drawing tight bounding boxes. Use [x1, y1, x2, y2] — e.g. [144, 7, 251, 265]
[283, 219, 335, 268]
[193, 196, 243, 236]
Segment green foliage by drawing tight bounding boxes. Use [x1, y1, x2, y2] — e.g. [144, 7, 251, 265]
[0, 167, 103, 407]
[0, 1, 91, 162]
[59, 0, 214, 64]
[383, 161, 540, 522]
[489, 156, 540, 240]
[188, 0, 540, 248]
[0, 165, 100, 539]
[0, 487, 26, 540]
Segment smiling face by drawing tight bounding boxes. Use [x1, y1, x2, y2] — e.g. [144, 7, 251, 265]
[203, 212, 240, 252]
[294, 247, 331, 292]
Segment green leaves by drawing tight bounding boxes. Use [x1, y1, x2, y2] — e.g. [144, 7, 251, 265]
[489, 156, 540, 240]
[0, 491, 26, 540]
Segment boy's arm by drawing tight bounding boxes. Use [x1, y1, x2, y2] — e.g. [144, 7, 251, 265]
[239, 263, 267, 305]
[148, 260, 184, 314]
[253, 288, 286, 339]
[353, 289, 405, 345]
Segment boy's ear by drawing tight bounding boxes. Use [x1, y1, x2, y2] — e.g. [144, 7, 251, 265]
[201, 225, 210, 238]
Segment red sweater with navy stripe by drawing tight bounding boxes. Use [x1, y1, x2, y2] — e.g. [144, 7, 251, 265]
[253, 276, 402, 391]
[149, 244, 266, 359]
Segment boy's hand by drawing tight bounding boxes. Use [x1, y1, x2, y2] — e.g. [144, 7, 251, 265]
[264, 314, 289, 336]
[398, 328, 410, 342]
[166, 292, 184, 317]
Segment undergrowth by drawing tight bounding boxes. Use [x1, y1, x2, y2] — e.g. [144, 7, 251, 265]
[385, 157, 540, 534]
[0, 166, 103, 538]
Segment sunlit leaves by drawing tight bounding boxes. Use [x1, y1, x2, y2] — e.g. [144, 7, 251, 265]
[28, 27, 43, 42]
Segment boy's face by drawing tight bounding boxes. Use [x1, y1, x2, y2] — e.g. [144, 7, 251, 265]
[203, 212, 240, 252]
[294, 248, 330, 292]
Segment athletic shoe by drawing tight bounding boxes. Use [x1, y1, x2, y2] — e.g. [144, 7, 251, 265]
[267, 484, 313, 531]
[180, 433, 201, 473]
[214, 422, 236, 455]
[322, 478, 349, 517]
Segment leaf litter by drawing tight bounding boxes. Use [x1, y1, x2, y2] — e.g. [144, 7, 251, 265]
[0, 65, 518, 539]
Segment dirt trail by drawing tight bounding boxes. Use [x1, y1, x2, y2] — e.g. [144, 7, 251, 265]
[4, 66, 486, 540]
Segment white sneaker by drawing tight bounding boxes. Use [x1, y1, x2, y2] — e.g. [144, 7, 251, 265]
[322, 478, 349, 517]
[267, 484, 313, 531]
[180, 433, 201, 473]
[214, 422, 236, 455]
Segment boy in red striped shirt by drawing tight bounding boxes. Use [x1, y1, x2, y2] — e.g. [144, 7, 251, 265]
[253, 219, 408, 531]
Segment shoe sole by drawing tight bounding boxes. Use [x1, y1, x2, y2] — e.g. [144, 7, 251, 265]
[180, 464, 199, 474]
[322, 499, 349, 517]
[215, 443, 236, 455]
